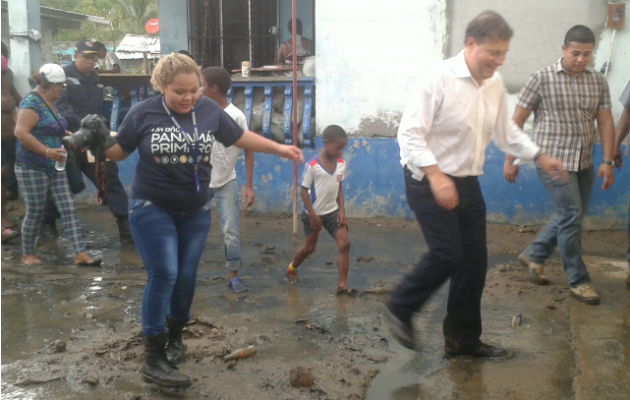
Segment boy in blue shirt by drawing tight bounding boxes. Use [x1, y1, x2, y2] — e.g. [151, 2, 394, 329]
[286, 125, 352, 294]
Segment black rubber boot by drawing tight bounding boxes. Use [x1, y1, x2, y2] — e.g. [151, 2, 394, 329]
[116, 217, 133, 245]
[141, 333, 191, 388]
[166, 319, 187, 364]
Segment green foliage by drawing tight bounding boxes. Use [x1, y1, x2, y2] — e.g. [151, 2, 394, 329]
[42, 0, 158, 43]
[114, 0, 158, 33]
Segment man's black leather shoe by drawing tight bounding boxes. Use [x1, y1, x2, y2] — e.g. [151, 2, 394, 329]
[383, 304, 416, 350]
[444, 338, 509, 358]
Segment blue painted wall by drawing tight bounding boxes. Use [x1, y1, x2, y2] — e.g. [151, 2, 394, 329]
[79, 137, 629, 226]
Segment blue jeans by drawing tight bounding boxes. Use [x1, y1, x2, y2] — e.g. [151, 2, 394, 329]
[212, 179, 242, 272]
[128, 198, 211, 336]
[525, 166, 595, 287]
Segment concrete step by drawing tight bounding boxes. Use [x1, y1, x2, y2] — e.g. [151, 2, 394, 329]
[570, 257, 630, 400]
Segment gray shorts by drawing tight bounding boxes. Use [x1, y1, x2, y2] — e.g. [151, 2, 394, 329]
[301, 210, 342, 238]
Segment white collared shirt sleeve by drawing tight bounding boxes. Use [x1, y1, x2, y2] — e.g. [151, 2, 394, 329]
[491, 85, 540, 161]
[397, 75, 442, 170]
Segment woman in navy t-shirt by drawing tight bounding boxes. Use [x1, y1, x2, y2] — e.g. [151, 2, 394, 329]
[104, 54, 303, 389]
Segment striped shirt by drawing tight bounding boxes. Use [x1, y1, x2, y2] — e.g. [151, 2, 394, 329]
[517, 58, 611, 172]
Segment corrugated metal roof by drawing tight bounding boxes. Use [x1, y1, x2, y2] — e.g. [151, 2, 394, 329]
[115, 34, 161, 60]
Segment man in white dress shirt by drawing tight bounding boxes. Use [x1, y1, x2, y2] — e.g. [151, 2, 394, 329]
[384, 10, 565, 358]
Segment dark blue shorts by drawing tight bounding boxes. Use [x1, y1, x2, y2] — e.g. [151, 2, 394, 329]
[301, 210, 341, 238]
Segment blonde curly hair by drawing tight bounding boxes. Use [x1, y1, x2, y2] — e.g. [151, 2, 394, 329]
[150, 53, 200, 92]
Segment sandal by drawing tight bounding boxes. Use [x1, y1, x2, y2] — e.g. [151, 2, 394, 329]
[1, 228, 19, 244]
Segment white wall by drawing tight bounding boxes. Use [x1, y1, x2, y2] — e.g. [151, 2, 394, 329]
[446, 0, 608, 92]
[316, 0, 630, 138]
[594, 1, 630, 123]
[316, 0, 446, 136]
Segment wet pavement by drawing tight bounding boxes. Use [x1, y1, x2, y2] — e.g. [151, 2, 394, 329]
[1, 204, 629, 399]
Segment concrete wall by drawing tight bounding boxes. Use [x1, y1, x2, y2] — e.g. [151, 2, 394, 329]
[86, 138, 628, 226]
[446, 0, 608, 92]
[157, 0, 186, 54]
[316, 0, 446, 137]
[594, 5, 630, 125]
[316, 0, 629, 136]
[99, 0, 629, 225]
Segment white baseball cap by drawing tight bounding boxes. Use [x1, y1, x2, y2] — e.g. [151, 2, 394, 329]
[39, 64, 66, 83]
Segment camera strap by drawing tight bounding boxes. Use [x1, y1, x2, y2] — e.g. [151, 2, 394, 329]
[95, 159, 108, 205]
[29, 90, 65, 134]
[161, 96, 201, 193]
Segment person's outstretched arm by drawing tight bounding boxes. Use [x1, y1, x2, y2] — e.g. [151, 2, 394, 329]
[234, 130, 303, 162]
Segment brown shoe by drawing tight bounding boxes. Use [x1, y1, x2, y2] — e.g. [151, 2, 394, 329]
[569, 283, 600, 305]
[518, 253, 549, 285]
[626, 273, 630, 290]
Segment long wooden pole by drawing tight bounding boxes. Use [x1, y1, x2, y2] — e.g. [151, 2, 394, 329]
[291, 0, 298, 235]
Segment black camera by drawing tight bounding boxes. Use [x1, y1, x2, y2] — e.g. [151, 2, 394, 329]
[63, 114, 112, 158]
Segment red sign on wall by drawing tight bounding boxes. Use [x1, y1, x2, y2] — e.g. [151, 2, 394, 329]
[145, 19, 159, 34]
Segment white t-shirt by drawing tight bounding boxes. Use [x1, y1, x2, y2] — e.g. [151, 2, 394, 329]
[300, 157, 347, 215]
[210, 103, 248, 188]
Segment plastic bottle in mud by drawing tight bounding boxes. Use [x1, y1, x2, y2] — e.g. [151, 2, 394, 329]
[223, 345, 257, 361]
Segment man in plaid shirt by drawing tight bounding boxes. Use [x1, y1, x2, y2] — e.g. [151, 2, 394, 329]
[503, 25, 615, 305]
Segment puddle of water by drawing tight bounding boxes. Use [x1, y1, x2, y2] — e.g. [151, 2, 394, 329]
[2, 209, 627, 399]
[365, 256, 578, 400]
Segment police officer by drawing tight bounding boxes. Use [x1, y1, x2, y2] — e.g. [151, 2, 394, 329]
[52, 39, 131, 243]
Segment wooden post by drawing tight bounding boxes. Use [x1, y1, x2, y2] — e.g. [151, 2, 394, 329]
[291, 0, 299, 236]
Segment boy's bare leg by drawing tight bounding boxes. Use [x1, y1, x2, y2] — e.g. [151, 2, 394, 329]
[334, 226, 351, 291]
[288, 232, 319, 280]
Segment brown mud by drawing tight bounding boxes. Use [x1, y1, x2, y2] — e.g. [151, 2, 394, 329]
[1, 202, 628, 399]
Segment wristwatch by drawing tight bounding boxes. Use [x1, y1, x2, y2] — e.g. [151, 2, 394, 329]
[601, 160, 615, 167]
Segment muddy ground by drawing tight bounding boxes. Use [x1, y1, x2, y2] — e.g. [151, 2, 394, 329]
[1, 201, 629, 399]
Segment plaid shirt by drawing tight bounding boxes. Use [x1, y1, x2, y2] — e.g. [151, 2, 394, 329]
[517, 58, 611, 172]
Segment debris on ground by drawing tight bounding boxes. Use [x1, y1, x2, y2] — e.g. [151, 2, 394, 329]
[224, 345, 257, 361]
[290, 366, 314, 387]
[511, 314, 522, 329]
[48, 339, 67, 353]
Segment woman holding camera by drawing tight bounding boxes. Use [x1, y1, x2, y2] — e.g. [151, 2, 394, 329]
[102, 54, 302, 389]
[13, 64, 99, 266]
